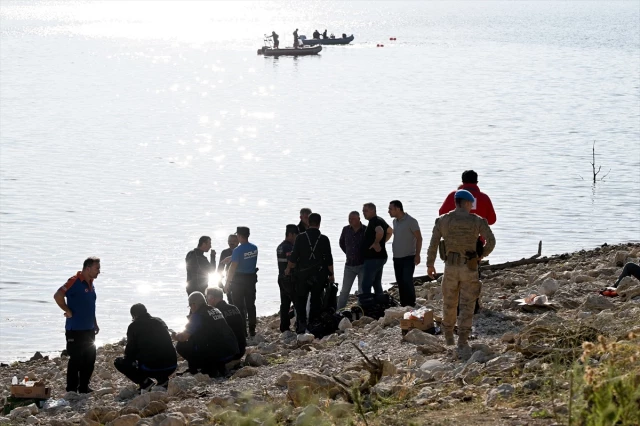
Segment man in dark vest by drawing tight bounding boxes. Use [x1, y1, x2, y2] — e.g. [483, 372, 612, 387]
[206, 288, 246, 359]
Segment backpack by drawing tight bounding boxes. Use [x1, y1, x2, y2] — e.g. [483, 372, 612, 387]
[356, 292, 399, 320]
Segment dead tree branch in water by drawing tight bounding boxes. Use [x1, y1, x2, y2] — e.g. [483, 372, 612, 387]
[590, 140, 611, 183]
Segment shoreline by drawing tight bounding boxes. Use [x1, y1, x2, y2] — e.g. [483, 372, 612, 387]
[1, 242, 639, 425]
[1, 240, 638, 365]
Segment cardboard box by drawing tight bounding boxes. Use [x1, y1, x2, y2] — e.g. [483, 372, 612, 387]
[10, 383, 51, 399]
[400, 309, 434, 332]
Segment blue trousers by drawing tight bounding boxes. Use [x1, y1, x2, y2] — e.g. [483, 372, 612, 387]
[361, 258, 387, 299]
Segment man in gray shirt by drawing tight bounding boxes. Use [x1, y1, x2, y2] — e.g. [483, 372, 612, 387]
[389, 200, 422, 306]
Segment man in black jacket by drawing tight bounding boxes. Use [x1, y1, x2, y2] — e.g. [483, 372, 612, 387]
[206, 288, 246, 359]
[114, 304, 177, 391]
[277, 224, 299, 332]
[174, 292, 239, 377]
[185, 236, 216, 295]
[285, 213, 335, 334]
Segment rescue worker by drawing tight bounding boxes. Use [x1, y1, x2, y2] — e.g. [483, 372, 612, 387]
[206, 288, 246, 359]
[313, 29, 320, 39]
[173, 291, 239, 377]
[272, 31, 279, 49]
[224, 227, 258, 336]
[293, 29, 300, 48]
[114, 304, 177, 391]
[426, 190, 495, 358]
[285, 213, 335, 334]
[298, 207, 312, 233]
[185, 236, 216, 296]
[277, 224, 299, 332]
[322, 29, 328, 39]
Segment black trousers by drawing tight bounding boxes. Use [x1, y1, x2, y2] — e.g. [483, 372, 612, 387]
[175, 341, 228, 377]
[114, 357, 176, 386]
[65, 330, 96, 392]
[230, 273, 257, 335]
[278, 275, 295, 332]
[393, 255, 416, 307]
[294, 276, 325, 334]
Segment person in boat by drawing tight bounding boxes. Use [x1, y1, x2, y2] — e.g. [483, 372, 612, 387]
[272, 31, 279, 49]
[322, 29, 328, 39]
[330, 33, 335, 39]
[342, 33, 347, 39]
[293, 29, 299, 48]
[313, 30, 320, 39]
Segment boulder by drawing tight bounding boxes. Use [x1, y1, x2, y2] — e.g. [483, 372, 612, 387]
[338, 318, 352, 331]
[85, 406, 119, 424]
[617, 276, 636, 292]
[287, 370, 343, 407]
[167, 376, 197, 397]
[297, 333, 315, 344]
[295, 404, 323, 425]
[127, 391, 168, 410]
[352, 316, 375, 328]
[614, 251, 629, 267]
[540, 278, 560, 296]
[381, 307, 412, 327]
[29, 352, 44, 361]
[232, 366, 259, 379]
[141, 400, 167, 417]
[26, 416, 38, 425]
[10, 406, 32, 420]
[485, 383, 515, 406]
[276, 372, 292, 387]
[107, 414, 142, 426]
[152, 412, 188, 426]
[245, 353, 268, 367]
[117, 385, 138, 400]
[403, 329, 445, 354]
[192, 372, 212, 384]
[420, 359, 449, 373]
[581, 294, 615, 311]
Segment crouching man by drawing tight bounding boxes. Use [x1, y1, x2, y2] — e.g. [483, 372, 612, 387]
[174, 292, 239, 377]
[114, 304, 177, 391]
[206, 288, 246, 359]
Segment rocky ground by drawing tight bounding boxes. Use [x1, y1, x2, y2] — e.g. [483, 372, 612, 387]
[1, 243, 639, 426]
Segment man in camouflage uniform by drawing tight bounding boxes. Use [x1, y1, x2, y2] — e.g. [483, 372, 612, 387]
[426, 190, 495, 357]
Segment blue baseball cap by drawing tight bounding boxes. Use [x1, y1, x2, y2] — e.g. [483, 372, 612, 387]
[454, 190, 475, 202]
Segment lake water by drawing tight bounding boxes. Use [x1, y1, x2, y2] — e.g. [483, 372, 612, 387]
[1, 1, 639, 362]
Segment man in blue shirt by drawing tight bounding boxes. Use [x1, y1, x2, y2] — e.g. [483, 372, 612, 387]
[53, 257, 101, 393]
[225, 226, 259, 336]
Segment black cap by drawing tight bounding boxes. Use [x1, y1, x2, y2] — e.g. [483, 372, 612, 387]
[461, 170, 478, 184]
[236, 226, 250, 237]
[130, 303, 147, 318]
[286, 224, 299, 235]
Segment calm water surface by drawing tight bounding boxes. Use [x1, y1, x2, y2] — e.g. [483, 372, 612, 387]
[1, 1, 639, 361]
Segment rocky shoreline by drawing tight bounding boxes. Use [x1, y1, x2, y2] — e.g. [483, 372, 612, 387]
[1, 242, 639, 426]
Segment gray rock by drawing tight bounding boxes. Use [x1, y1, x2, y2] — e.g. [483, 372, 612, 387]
[94, 387, 115, 397]
[403, 329, 445, 354]
[29, 352, 44, 361]
[485, 383, 515, 406]
[540, 278, 560, 296]
[381, 307, 411, 327]
[617, 276, 635, 292]
[338, 318, 352, 331]
[107, 414, 141, 426]
[245, 352, 268, 367]
[420, 359, 449, 373]
[614, 251, 629, 267]
[276, 372, 291, 387]
[167, 376, 197, 397]
[523, 378, 543, 392]
[280, 330, 297, 341]
[297, 333, 315, 344]
[574, 275, 594, 284]
[232, 366, 259, 379]
[10, 406, 32, 419]
[295, 405, 322, 425]
[352, 316, 375, 328]
[155, 412, 188, 426]
[582, 294, 615, 311]
[117, 385, 138, 400]
[26, 415, 38, 425]
[127, 391, 168, 410]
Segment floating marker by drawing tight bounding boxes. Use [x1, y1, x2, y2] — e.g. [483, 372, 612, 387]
[389, 37, 396, 41]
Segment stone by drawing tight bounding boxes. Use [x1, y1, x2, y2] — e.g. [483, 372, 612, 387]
[295, 404, 322, 425]
[523, 378, 543, 392]
[117, 385, 138, 400]
[617, 276, 635, 292]
[485, 383, 515, 407]
[484, 354, 519, 374]
[29, 351, 44, 361]
[574, 275, 594, 284]
[107, 414, 142, 426]
[581, 294, 615, 311]
[141, 400, 167, 417]
[327, 401, 353, 418]
[414, 386, 436, 405]
[420, 359, 449, 373]
[156, 412, 188, 426]
[26, 415, 38, 425]
[614, 251, 629, 267]
[85, 406, 119, 423]
[287, 370, 343, 407]
[352, 316, 375, 328]
[94, 387, 115, 397]
[10, 406, 32, 419]
[381, 307, 412, 327]
[403, 329, 445, 354]
[97, 369, 112, 380]
[232, 366, 259, 379]
[192, 372, 212, 384]
[381, 360, 398, 377]
[276, 372, 292, 387]
[338, 317, 352, 331]
[245, 352, 268, 367]
[540, 278, 560, 296]
[167, 376, 197, 397]
[297, 333, 315, 344]
[280, 330, 297, 341]
[500, 332, 516, 343]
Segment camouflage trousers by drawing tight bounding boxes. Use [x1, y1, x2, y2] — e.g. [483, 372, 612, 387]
[441, 264, 481, 344]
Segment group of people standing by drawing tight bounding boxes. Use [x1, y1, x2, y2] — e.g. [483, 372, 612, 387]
[50, 170, 513, 392]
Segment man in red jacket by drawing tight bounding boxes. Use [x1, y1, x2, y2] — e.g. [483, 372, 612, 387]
[439, 170, 496, 225]
[439, 170, 496, 315]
